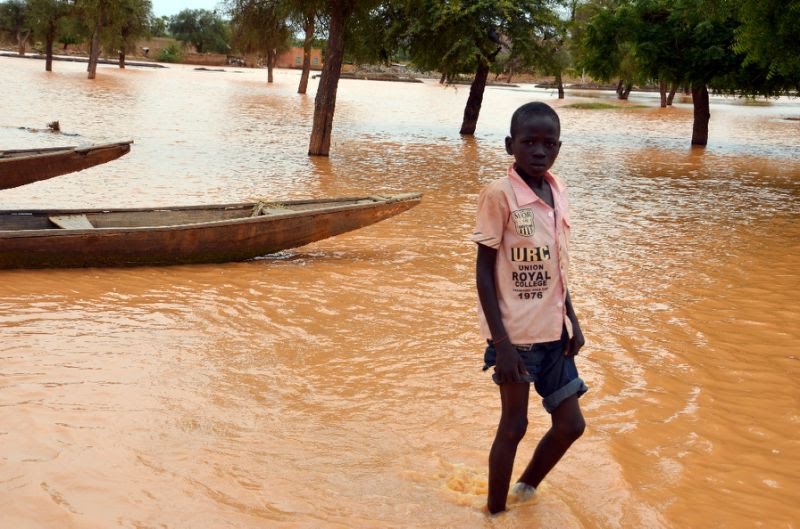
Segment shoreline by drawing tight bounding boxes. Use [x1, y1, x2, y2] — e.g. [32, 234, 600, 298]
[0, 51, 166, 69]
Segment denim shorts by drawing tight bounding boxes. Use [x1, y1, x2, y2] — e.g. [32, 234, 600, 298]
[483, 327, 588, 413]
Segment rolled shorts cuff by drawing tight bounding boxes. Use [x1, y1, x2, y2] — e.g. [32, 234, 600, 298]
[542, 377, 588, 414]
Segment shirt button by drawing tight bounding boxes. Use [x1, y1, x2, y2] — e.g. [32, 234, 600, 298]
[548, 211, 554, 217]
[557, 302, 563, 308]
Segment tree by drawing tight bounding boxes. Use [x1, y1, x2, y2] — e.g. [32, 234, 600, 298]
[734, 0, 800, 89]
[307, 0, 384, 156]
[615, 0, 682, 106]
[229, 0, 291, 83]
[399, 0, 562, 135]
[149, 14, 169, 37]
[169, 8, 230, 54]
[308, 0, 353, 156]
[575, 0, 644, 99]
[26, 0, 71, 71]
[56, 14, 89, 51]
[107, 0, 152, 68]
[514, 13, 571, 98]
[0, 0, 32, 56]
[74, 0, 118, 79]
[579, 0, 800, 146]
[288, 0, 324, 94]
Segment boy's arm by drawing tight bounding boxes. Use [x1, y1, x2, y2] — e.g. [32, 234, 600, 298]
[476, 244, 529, 383]
[564, 289, 585, 357]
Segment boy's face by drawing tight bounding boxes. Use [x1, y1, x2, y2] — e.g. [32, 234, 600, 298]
[505, 115, 561, 179]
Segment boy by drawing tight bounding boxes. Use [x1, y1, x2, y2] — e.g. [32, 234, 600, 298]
[472, 102, 588, 514]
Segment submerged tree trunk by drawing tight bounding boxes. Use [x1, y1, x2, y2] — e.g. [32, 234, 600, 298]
[45, 25, 55, 72]
[119, 28, 128, 69]
[667, 82, 678, 106]
[659, 79, 667, 107]
[506, 63, 514, 84]
[460, 59, 490, 135]
[16, 29, 30, 56]
[460, 46, 501, 136]
[87, 22, 101, 79]
[297, 15, 315, 94]
[266, 49, 275, 83]
[308, 1, 348, 156]
[617, 81, 632, 100]
[691, 83, 710, 146]
[556, 70, 564, 99]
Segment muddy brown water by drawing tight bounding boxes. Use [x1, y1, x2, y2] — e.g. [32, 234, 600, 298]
[1, 56, 798, 528]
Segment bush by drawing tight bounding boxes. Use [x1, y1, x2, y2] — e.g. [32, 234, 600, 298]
[157, 43, 183, 63]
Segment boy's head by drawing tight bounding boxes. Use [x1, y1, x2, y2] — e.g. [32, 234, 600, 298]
[506, 102, 561, 179]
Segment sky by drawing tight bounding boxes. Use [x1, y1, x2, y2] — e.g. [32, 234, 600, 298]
[150, 0, 225, 18]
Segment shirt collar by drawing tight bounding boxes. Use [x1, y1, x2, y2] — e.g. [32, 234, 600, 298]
[507, 165, 564, 207]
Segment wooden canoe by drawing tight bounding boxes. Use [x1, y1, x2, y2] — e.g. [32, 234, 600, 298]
[0, 140, 133, 190]
[0, 193, 422, 269]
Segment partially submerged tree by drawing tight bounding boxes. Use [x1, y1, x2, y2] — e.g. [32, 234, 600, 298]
[107, 0, 151, 68]
[74, 0, 117, 79]
[400, 0, 561, 135]
[513, 12, 571, 98]
[579, 0, 800, 146]
[576, 0, 643, 99]
[229, 0, 291, 83]
[308, 0, 353, 156]
[288, 0, 324, 94]
[0, 0, 32, 55]
[27, 0, 72, 71]
[307, 0, 384, 156]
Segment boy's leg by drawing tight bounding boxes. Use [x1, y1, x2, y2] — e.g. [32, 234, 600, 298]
[516, 394, 585, 489]
[487, 382, 530, 514]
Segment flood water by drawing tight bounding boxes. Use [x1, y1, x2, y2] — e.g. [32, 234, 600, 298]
[1, 56, 798, 529]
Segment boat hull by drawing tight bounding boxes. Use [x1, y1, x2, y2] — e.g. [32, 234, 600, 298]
[0, 141, 132, 190]
[0, 194, 421, 269]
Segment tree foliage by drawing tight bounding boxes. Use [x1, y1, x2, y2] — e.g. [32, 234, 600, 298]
[734, 0, 800, 90]
[286, 0, 324, 94]
[169, 8, 230, 53]
[394, 0, 561, 133]
[228, 0, 291, 81]
[26, 0, 72, 70]
[106, 0, 152, 67]
[73, 0, 119, 78]
[56, 14, 88, 50]
[576, 0, 800, 145]
[149, 14, 169, 37]
[0, 0, 32, 54]
[575, 1, 644, 97]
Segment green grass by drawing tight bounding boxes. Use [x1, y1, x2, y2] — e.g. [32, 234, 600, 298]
[736, 98, 772, 106]
[565, 102, 649, 110]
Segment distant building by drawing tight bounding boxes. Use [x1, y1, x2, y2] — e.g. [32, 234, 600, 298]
[275, 47, 323, 70]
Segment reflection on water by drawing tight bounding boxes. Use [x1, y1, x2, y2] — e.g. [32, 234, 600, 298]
[1, 56, 798, 528]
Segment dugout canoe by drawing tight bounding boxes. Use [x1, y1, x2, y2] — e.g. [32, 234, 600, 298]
[0, 141, 132, 190]
[0, 193, 422, 269]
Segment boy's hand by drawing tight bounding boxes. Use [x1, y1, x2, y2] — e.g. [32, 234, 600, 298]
[564, 327, 585, 357]
[494, 343, 529, 384]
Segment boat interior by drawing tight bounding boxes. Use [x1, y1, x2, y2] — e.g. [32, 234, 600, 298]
[0, 196, 393, 231]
